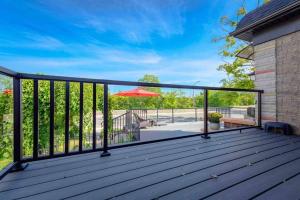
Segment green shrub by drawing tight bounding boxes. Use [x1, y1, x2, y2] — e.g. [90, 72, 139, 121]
[208, 112, 223, 123]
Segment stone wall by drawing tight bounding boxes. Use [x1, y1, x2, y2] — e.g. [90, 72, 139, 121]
[254, 40, 277, 123]
[276, 31, 300, 134]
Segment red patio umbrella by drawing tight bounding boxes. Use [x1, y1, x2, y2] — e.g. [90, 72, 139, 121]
[114, 87, 160, 97]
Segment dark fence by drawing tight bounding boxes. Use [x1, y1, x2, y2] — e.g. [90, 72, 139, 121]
[110, 110, 142, 144]
[117, 107, 249, 124]
[0, 66, 263, 179]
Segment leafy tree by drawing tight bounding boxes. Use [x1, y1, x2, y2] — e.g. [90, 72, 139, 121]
[138, 74, 161, 93]
[0, 76, 13, 168]
[20, 80, 107, 156]
[161, 91, 177, 108]
[214, 0, 270, 89]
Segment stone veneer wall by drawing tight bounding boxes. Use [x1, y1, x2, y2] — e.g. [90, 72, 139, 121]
[254, 31, 300, 135]
[254, 40, 277, 123]
[276, 31, 300, 134]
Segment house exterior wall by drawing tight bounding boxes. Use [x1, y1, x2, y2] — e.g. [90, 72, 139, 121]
[276, 31, 300, 134]
[254, 31, 300, 135]
[254, 40, 277, 123]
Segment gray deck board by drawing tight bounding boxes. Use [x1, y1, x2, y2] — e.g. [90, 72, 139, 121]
[0, 133, 272, 193]
[160, 148, 300, 200]
[110, 140, 300, 200]
[66, 139, 300, 200]
[206, 157, 300, 200]
[1, 131, 264, 182]
[0, 129, 299, 200]
[255, 173, 300, 200]
[0, 135, 287, 199]
[22, 131, 245, 171]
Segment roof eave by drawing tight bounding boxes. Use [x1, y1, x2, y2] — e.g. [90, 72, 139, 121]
[230, 30, 253, 42]
[230, 1, 300, 41]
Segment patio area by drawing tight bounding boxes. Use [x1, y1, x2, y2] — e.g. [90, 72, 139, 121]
[140, 121, 203, 141]
[1, 129, 300, 200]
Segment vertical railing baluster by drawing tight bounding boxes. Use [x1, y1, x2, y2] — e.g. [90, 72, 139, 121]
[123, 113, 125, 133]
[115, 116, 118, 141]
[12, 77, 27, 171]
[172, 108, 174, 123]
[33, 79, 39, 159]
[79, 82, 83, 152]
[202, 89, 210, 139]
[101, 84, 110, 157]
[116, 118, 118, 143]
[49, 80, 54, 157]
[64, 81, 70, 154]
[92, 83, 96, 150]
[258, 92, 262, 128]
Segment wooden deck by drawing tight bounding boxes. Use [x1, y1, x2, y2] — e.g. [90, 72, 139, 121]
[1, 129, 300, 200]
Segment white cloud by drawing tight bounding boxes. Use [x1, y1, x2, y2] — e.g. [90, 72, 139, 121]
[0, 33, 65, 50]
[98, 49, 162, 65]
[2, 53, 225, 86]
[0, 48, 162, 68]
[41, 0, 186, 43]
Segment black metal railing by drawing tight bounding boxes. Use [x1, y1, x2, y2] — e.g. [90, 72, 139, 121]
[115, 107, 248, 124]
[110, 110, 141, 144]
[0, 66, 263, 179]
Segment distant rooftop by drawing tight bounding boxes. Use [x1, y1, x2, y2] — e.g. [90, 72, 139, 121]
[231, 0, 300, 41]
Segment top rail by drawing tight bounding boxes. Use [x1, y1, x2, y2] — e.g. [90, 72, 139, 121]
[17, 73, 263, 93]
[0, 66, 18, 77]
[0, 65, 263, 93]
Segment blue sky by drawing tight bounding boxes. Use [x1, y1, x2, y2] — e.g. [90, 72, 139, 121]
[0, 0, 258, 86]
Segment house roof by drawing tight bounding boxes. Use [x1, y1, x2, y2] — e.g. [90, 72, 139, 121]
[231, 0, 300, 41]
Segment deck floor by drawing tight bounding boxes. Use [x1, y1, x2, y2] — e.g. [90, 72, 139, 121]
[1, 129, 300, 200]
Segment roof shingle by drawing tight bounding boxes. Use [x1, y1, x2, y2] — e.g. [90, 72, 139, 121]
[237, 0, 298, 30]
[232, 0, 300, 41]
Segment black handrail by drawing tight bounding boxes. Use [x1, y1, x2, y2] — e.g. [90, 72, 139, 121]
[18, 72, 263, 93]
[0, 66, 18, 77]
[0, 65, 263, 179]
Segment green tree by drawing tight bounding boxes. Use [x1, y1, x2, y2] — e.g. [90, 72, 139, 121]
[0, 76, 13, 169]
[138, 74, 161, 93]
[20, 80, 107, 156]
[215, 0, 270, 89]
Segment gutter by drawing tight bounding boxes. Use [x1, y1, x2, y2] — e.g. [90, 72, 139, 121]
[230, 1, 300, 37]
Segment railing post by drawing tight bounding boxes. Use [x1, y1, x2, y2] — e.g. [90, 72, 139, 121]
[49, 80, 54, 157]
[258, 92, 262, 129]
[64, 81, 70, 154]
[12, 77, 28, 171]
[202, 89, 210, 139]
[33, 79, 39, 159]
[195, 108, 197, 121]
[79, 82, 83, 152]
[92, 83, 97, 150]
[101, 84, 111, 157]
[172, 108, 174, 123]
[156, 109, 159, 123]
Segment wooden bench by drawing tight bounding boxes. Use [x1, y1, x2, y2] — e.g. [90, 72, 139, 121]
[221, 118, 256, 128]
